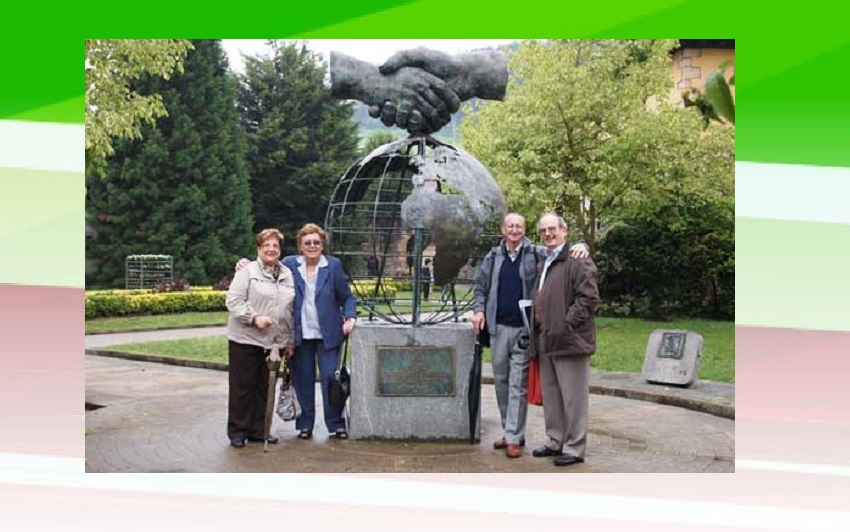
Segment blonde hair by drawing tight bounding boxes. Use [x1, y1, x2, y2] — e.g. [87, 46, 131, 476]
[297, 223, 326, 247]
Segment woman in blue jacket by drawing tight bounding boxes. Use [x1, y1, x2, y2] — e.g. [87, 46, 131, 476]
[283, 223, 357, 440]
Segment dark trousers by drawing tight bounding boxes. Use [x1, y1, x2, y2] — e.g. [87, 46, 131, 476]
[227, 340, 269, 439]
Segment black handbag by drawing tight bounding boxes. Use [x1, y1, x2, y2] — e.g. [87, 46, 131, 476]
[478, 321, 490, 347]
[329, 336, 350, 410]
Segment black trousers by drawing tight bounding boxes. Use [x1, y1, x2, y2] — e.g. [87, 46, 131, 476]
[227, 340, 269, 439]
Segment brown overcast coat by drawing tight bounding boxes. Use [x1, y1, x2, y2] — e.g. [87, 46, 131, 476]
[529, 246, 599, 358]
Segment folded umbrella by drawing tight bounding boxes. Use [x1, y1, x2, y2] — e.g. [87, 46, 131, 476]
[467, 336, 483, 444]
[527, 357, 543, 406]
[263, 346, 281, 452]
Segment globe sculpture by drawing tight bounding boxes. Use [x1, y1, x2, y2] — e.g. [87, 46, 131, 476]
[325, 135, 506, 325]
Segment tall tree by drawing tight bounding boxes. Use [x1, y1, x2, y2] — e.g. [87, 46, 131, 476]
[86, 40, 254, 287]
[461, 40, 734, 253]
[237, 41, 360, 252]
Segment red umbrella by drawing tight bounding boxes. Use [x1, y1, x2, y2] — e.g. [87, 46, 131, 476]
[528, 358, 542, 406]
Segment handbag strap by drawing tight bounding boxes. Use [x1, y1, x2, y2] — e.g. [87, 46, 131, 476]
[281, 356, 291, 383]
[337, 335, 349, 371]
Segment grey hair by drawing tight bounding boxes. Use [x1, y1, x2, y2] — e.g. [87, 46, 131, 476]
[501, 212, 526, 226]
[536, 212, 567, 232]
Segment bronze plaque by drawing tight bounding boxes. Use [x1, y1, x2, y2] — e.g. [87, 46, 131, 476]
[376, 346, 455, 396]
[657, 332, 687, 360]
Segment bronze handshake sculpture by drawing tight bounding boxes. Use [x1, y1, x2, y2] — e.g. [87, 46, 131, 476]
[330, 47, 509, 135]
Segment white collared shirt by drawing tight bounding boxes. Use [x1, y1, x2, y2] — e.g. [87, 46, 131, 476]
[297, 254, 328, 339]
[538, 243, 565, 290]
[505, 242, 522, 262]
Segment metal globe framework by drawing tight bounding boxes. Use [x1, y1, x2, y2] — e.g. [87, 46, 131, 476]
[325, 136, 506, 326]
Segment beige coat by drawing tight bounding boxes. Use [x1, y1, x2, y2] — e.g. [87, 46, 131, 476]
[226, 260, 295, 349]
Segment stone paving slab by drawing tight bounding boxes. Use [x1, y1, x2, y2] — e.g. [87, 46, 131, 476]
[85, 355, 734, 473]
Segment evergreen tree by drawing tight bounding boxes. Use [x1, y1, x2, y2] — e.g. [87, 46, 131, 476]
[237, 41, 359, 254]
[86, 40, 254, 287]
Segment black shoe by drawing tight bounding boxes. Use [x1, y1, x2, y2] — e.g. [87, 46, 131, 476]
[297, 430, 313, 440]
[553, 454, 584, 467]
[229, 436, 246, 448]
[248, 435, 278, 444]
[532, 446, 563, 457]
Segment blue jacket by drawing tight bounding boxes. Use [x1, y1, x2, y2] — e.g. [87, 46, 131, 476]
[282, 254, 356, 350]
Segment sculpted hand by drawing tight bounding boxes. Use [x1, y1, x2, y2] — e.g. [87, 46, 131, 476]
[380, 47, 508, 102]
[368, 103, 431, 134]
[368, 67, 460, 134]
[329, 51, 461, 135]
[381, 48, 463, 90]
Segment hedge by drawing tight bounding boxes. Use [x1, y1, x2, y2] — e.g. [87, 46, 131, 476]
[86, 282, 393, 319]
[86, 291, 226, 319]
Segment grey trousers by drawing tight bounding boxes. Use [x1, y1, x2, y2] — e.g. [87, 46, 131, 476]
[539, 354, 590, 458]
[491, 324, 529, 444]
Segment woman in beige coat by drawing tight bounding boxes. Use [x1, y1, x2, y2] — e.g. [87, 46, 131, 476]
[225, 228, 295, 448]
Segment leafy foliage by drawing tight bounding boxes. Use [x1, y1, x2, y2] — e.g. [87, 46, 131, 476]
[85, 290, 226, 319]
[461, 40, 733, 254]
[362, 131, 397, 154]
[154, 277, 191, 293]
[237, 41, 360, 254]
[86, 40, 254, 287]
[212, 276, 232, 291]
[85, 39, 193, 173]
[597, 191, 734, 320]
[460, 39, 734, 319]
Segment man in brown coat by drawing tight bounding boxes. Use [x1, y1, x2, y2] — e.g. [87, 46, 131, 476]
[529, 213, 599, 467]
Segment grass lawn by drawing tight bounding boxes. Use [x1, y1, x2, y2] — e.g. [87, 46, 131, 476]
[102, 336, 229, 363]
[86, 312, 228, 334]
[97, 316, 734, 382]
[358, 287, 473, 317]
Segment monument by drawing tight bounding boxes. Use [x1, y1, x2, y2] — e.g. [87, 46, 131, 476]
[327, 48, 509, 439]
[640, 329, 704, 387]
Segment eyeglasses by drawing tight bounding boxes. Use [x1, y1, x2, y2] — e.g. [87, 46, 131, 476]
[260, 243, 280, 250]
[539, 226, 560, 235]
[302, 240, 323, 247]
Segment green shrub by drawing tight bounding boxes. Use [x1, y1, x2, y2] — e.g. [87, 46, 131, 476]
[394, 281, 414, 292]
[86, 289, 226, 318]
[350, 279, 397, 300]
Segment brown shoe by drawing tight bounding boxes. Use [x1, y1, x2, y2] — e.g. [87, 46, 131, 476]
[506, 444, 523, 458]
[493, 438, 525, 450]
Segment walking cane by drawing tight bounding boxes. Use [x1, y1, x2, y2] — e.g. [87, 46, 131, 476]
[263, 346, 281, 452]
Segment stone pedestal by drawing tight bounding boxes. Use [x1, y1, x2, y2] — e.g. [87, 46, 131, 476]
[640, 329, 703, 387]
[348, 321, 478, 440]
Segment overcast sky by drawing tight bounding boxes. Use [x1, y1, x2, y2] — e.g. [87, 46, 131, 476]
[221, 39, 516, 73]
